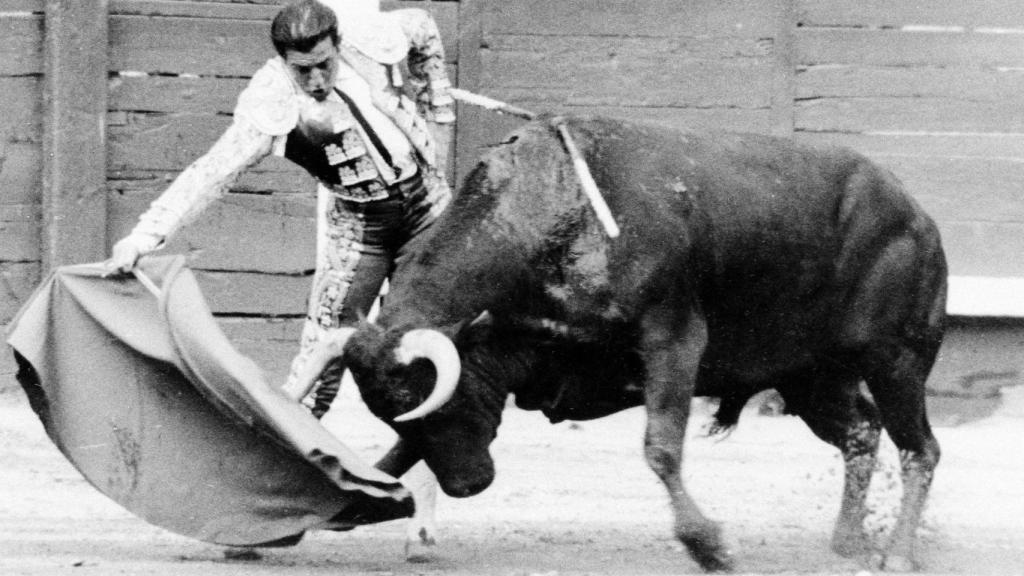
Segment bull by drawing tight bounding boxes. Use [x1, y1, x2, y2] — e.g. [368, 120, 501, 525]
[297, 115, 947, 572]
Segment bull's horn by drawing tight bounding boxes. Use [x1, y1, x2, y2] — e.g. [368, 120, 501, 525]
[392, 329, 461, 422]
[283, 327, 357, 402]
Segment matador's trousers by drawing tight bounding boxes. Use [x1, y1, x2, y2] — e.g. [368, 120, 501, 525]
[283, 170, 447, 417]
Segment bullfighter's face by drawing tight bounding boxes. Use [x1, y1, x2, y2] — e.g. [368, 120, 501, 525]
[284, 36, 339, 102]
[345, 326, 502, 498]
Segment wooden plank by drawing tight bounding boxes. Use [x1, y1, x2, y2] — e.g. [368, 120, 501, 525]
[795, 133, 1024, 223]
[770, 0, 795, 137]
[794, 131, 1024, 279]
[1, 0, 43, 13]
[218, 317, 305, 386]
[107, 113, 315, 193]
[109, 15, 274, 76]
[884, 156, 1024, 223]
[458, 100, 772, 162]
[794, 133, 1024, 161]
[107, 113, 231, 171]
[796, 97, 1024, 133]
[111, 169, 315, 196]
[107, 0, 450, 19]
[479, 36, 773, 108]
[0, 262, 40, 325]
[484, 0, 779, 38]
[194, 270, 311, 316]
[0, 143, 41, 205]
[796, 28, 1024, 68]
[108, 74, 246, 114]
[940, 221, 1024, 277]
[108, 190, 316, 275]
[797, 0, 1024, 29]
[795, 133, 1024, 162]
[42, 0, 108, 269]
[111, 66, 459, 116]
[454, 0, 485, 184]
[0, 204, 40, 261]
[164, 0, 280, 4]
[109, 165, 315, 196]
[110, 0, 279, 20]
[484, 28, 775, 60]
[0, 14, 42, 75]
[544, 103, 772, 134]
[108, 6, 457, 77]
[798, 66, 1024, 101]
[0, 77, 41, 143]
[218, 317, 303, 344]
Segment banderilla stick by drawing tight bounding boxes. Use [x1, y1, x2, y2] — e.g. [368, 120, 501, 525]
[449, 87, 537, 120]
[449, 88, 621, 238]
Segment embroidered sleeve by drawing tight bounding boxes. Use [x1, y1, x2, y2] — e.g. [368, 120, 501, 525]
[234, 59, 300, 136]
[392, 8, 455, 124]
[132, 117, 274, 240]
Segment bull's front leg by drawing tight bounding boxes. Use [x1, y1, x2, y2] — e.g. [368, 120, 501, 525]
[641, 310, 733, 572]
[374, 440, 439, 562]
[402, 462, 439, 561]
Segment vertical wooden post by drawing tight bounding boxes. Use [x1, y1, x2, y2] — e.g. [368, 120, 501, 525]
[454, 0, 484, 185]
[770, 0, 796, 138]
[42, 0, 109, 270]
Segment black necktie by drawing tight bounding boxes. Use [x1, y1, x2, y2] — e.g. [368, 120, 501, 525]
[334, 88, 394, 169]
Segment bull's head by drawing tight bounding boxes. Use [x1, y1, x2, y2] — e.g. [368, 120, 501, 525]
[290, 323, 502, 498]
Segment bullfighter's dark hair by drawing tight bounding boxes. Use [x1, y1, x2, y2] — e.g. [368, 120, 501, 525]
[271, 0, 339, 57]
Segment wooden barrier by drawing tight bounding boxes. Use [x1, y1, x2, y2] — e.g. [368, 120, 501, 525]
[1, 0, 1022, 326]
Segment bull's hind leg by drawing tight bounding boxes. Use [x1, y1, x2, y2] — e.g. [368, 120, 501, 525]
[776, 377, 882, 557]
[641, 311, 733, 572]
[862, 348, 941, 572]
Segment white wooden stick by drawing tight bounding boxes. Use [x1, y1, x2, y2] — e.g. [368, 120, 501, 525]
[449, 87, 536, 120]
[554, 123, 621, 238]
[132, 269, 162, 299]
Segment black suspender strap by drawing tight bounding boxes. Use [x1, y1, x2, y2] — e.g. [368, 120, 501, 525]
[334, 88, 394, 169]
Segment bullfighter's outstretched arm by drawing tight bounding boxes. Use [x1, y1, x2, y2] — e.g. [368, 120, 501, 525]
[105, 118, 274, 274]
[132, 119, 275, 244]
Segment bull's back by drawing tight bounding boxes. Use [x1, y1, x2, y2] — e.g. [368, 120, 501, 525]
[570, 117, 944, 379]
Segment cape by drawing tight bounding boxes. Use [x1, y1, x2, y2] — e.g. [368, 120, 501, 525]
[5, 255, 413, 546]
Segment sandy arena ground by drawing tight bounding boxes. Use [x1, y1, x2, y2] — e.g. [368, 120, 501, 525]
[1, 380, 1023, 576]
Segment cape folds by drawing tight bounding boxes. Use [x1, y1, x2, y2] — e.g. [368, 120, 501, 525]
[5, 255, 413, 546]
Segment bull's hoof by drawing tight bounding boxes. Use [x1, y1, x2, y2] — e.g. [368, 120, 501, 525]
[869, 551, 918, 572]
[689, 546, 735, 573]
[404, 526, 438, 563]
[681, 526, 734, 573]
[831, 530, 872, 557]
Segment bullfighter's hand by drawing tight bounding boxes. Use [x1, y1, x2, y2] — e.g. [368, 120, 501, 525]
[104, 232, 162, 276]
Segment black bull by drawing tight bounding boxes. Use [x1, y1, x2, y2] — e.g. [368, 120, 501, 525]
[304, 116, 947, 572]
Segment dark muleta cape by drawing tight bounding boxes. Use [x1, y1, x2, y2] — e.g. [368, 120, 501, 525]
[5, 255, 413, 546]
